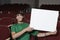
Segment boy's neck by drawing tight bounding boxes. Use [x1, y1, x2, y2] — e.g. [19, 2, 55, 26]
[18, 21, 23, 24]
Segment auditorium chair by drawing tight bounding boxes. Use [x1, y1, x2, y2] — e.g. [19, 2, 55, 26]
[0, 10, 32, 40]
[37, 4, 60, 40]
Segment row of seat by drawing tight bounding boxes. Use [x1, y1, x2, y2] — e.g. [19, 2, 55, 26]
[0, 12, 31, 40]
[0, 4, 60, 40]
[0, 4, 31, 40]
[0, 4, 31, 13]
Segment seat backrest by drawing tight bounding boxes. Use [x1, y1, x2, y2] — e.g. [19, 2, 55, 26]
[0, 26, 10, 40]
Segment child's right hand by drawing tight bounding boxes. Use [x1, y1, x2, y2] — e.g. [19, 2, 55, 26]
[25, 27, 33, 32]
[7, 24, 12, 27]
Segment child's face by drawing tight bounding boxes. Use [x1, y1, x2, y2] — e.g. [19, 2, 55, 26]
[16, 14, 23, 22]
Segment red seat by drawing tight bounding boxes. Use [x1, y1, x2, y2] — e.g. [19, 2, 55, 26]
[0, 26, 10, 40]
[0, 17, 16, 25]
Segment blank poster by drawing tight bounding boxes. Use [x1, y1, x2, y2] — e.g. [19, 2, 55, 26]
[30, 8, 59, 32]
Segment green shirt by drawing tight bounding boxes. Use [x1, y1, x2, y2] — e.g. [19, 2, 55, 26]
[11, 22, 38, 40]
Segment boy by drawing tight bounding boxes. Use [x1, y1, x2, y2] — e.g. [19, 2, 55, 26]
[6, 13, 57, 40]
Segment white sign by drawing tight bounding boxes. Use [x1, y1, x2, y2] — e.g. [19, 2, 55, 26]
[30, 8, 59, 32]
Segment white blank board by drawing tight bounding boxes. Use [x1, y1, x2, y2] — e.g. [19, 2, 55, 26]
[30, 8, 59, 32]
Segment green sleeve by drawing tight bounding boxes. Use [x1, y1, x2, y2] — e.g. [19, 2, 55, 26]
[11, 24, 16, 32]
[30, 30, 38, 36]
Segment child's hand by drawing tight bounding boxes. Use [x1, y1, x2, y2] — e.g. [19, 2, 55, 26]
[25, 27, 33, 32]
[5, 38, 10, 40]
[37, 33, 46, 37]
[7, 24, 12, 27]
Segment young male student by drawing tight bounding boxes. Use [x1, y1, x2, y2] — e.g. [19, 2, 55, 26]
[6, 13, 57, 40]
